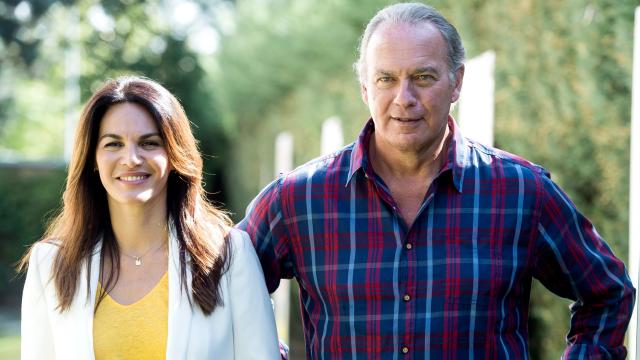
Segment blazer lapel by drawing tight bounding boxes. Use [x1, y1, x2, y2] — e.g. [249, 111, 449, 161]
[86, 243, 101, 359]
[67, 241, 101, 359]
[166, 226, 193, 359]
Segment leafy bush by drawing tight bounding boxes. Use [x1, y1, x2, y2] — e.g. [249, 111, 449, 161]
[0, 164, 66, 306]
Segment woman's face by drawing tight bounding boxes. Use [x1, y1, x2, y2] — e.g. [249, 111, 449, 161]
[95, 102, 171, 208]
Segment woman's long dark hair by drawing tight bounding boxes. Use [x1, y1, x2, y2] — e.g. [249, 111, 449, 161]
[20, 76, 231, 315]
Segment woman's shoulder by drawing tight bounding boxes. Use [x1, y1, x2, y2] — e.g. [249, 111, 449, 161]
[227, 228, 258, 256]
[23, 239, 61, 276]
[30, 239, 61, 260]
[225, 228, 259, 266]
[227, 227, 250, 245]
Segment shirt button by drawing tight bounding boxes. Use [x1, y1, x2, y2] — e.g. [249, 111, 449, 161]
[402, 346, 409, 354]
[405, 243, 413, 250]
[403, 294, 411, 302]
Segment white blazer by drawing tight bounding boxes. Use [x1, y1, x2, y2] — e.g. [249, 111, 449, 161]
[21, 228, 281, 359]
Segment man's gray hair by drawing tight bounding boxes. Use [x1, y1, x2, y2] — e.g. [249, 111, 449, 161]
[354, 2, 465, 84]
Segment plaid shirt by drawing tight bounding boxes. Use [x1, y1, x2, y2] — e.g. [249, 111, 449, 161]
[238, 117, 635, 359]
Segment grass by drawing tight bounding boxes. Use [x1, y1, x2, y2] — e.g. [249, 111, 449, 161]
[0, 334, 19, 360]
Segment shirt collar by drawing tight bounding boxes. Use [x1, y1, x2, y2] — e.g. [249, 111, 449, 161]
[346, 116, 469, 193]
[445, 115, 469, 193]
[346, 119, 375, 186]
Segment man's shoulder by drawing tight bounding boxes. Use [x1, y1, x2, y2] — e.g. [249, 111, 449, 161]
[465, 139, 550, 181]
[279, 142, 355, 188]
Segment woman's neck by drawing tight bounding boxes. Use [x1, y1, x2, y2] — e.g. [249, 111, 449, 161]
[107, 198, 169, 254]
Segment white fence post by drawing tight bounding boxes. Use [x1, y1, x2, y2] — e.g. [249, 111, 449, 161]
[321, 116, 344, 156]
[457, 50, 496, 146]
[273, 132, 293, 343]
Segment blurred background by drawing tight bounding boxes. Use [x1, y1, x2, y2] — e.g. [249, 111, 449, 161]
[0, 0, 637, 358]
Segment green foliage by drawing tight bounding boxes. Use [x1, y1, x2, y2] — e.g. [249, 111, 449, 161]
[214, 0, 388, 213]
[0, 77, 65, 160]
[214, 0, 636, 358]
[0, 165, 66, 306]
[0, 334, 20, 360]
[0, 0, 74, 70]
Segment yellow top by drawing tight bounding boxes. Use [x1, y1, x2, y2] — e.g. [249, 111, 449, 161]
[93, 272, 168, 360]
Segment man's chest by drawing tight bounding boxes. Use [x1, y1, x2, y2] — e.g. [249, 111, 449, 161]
[283, 187, 537, 308]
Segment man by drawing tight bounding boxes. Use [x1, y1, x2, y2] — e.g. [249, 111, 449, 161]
[238, 2, 635, 358]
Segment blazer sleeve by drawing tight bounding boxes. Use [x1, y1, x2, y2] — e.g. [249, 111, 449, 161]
[21, 243, 56, 360]
[228, 229, 281, 359]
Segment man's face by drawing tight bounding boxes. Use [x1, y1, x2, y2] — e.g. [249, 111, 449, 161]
[361, 22, 464, 155]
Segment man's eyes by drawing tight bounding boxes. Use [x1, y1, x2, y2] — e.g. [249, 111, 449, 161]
[415, 74, 436, 82]
[375, 74, 437, 85]
[377, 76, 394, 83]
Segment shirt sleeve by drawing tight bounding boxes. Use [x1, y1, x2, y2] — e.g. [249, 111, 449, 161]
[532, 175, 636, 359]
[236, 177, 294, 293]
[229, 229, 281, 359]
[21, 243, 56, 360]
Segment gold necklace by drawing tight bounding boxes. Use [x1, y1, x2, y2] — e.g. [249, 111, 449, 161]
[120, 240, 166, 266]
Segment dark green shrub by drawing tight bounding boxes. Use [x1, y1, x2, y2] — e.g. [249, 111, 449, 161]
[0, 163, 66, 306]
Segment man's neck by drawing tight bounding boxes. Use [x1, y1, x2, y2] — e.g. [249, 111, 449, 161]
[368, 126, 451, 228]
[369, 126, 451, 181]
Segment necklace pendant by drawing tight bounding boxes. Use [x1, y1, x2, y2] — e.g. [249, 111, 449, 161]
[135, 257, 142, 266]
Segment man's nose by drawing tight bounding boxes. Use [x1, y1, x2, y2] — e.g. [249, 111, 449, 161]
[393, 80, 418, 108]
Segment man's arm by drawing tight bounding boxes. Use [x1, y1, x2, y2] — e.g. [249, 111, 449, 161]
[533, 175, 636, 359]
[236, 177, 294, 293]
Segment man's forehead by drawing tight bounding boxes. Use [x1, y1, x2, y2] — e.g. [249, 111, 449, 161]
[366, 22, 447, 59]
[365, 24, 448, 75]
[369, 21, 443, 46]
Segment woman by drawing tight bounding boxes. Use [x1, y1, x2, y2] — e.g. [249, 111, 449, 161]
[20, 76, 280, 359]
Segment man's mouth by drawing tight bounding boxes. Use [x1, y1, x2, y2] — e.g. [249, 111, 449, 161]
[392, 117, 421, 122]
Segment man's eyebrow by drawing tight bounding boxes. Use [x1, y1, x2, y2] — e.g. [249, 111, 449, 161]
[414, 66, 440, 74]
[373, 69, 397, 77]
[372, 67, 441, 77]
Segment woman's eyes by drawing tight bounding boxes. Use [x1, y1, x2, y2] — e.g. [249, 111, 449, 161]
[140, 140, 161, 148]
[104, 141, 123, 148]
[102, 140, 162, 149]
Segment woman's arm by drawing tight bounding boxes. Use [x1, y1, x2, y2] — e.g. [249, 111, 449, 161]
[228, 229, 281, 359]
[21, 243, 56, 359]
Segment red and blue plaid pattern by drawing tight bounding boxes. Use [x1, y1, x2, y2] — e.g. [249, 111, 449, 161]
[238, 117, 635, 359]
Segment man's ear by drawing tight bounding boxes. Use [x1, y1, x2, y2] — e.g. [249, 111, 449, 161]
[450, 64, 465, 103]
[360, 83, 369, 105]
